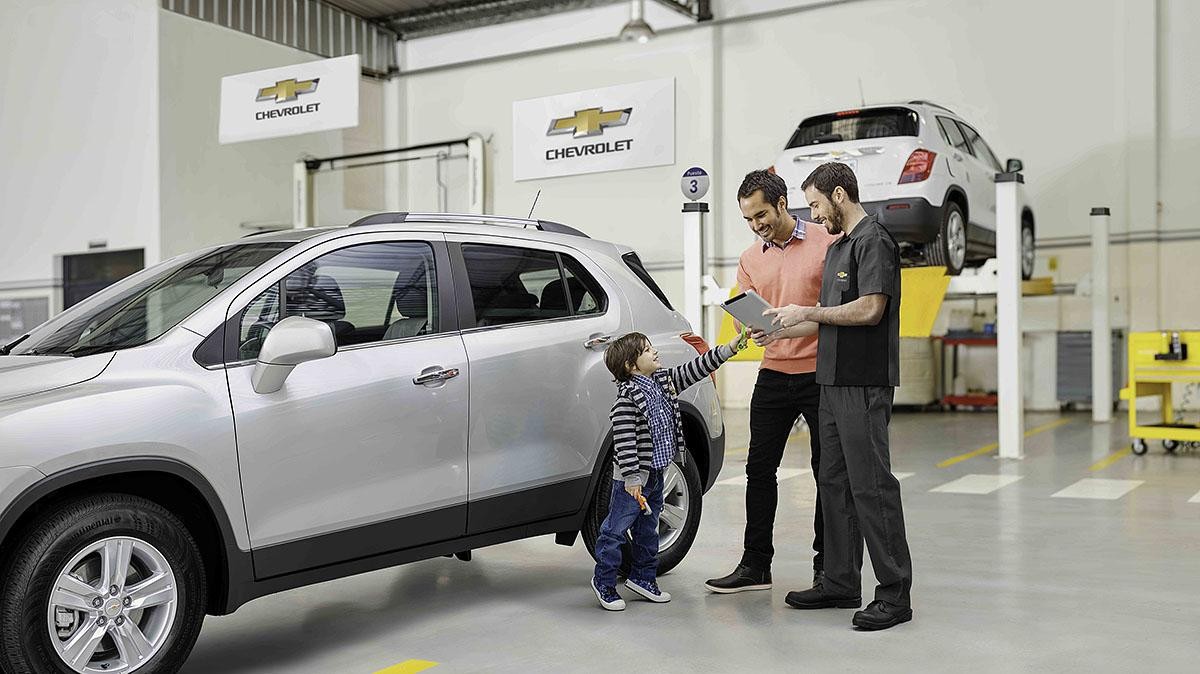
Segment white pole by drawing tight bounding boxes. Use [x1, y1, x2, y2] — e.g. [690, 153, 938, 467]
[682, 202, 708, 337]
[293, 161, 313, 228]
[467, 134, 486, 215]
[1091, 207, 1113, 422]
[996, 172, 1024, 459]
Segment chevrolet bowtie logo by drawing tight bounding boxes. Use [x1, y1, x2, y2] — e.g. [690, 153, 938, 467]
[257, 78, 319, 104]
[547, 107, 632, 138]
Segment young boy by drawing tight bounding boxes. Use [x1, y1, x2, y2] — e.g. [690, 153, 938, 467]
[591, 329, 748, 610]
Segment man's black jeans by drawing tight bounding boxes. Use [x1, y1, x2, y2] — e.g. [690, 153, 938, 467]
[741, 368, 823, 573]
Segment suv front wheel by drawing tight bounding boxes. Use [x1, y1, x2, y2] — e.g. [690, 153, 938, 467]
[581, 452, 703, 577]
[0, 494, 207, 674]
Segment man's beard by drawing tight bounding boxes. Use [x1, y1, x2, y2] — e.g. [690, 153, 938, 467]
[823, 206, 846, 234]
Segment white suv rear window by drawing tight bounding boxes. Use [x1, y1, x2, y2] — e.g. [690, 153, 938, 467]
[786, 107, 919, 148]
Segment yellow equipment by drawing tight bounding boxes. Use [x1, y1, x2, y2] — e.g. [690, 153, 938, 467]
[1119, 330, 1200, 455]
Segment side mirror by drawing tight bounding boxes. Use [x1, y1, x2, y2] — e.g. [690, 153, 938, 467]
[251, 316, 337, 394]
[1006, 158, 1024, 174]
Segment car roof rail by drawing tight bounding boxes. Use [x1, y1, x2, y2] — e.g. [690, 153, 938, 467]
[348, 211, 589, 237]
[907, 100, 957, 114]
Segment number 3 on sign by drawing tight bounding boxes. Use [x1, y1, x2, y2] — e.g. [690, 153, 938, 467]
[681, 167, 710, 201]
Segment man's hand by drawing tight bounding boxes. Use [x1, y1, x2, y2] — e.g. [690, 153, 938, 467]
[764, 304, 812, 328]
[750, 328, 776, 347]
[625, 483, 642, 501]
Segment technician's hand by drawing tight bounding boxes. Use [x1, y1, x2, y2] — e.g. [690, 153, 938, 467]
[764, 304, 810, 328]
[625, 483, 642, 501]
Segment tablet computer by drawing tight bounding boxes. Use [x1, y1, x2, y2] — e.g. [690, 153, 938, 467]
[720, 290, 781, 335]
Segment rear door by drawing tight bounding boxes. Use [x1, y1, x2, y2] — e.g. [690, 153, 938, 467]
[779, 106, 921, 204]
[955, 120, 1001, 232]
[446, 236, 626, 534]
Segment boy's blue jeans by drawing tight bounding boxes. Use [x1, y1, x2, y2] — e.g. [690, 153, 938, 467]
[593, 467, 664, 588]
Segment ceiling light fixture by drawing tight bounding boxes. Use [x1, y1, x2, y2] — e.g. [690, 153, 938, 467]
[619, 0, 656, 44]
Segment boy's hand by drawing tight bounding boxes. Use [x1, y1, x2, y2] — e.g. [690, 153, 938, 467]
[727, 327, 750, 353]
[625, 483, 642, 501]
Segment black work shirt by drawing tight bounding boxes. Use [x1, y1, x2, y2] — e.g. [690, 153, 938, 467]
[815, 214, 901, 387]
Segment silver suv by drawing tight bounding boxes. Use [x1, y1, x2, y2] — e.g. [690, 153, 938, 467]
[0, 213, 725, 674]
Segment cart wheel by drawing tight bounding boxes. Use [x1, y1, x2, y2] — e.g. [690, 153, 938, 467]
[1162, 439, 1178, 453]
[1131, 439, 1148, 455]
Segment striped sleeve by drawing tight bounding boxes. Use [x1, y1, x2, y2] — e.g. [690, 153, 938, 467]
[610, 395, 643, 479]
[669, 344, 734, 393]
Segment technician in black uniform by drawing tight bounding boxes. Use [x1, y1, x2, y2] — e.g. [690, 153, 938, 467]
[764, 161, 914, 631]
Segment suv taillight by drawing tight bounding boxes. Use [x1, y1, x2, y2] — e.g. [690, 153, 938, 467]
[898, 149, 936, 184]
[680, 332, 717, 383]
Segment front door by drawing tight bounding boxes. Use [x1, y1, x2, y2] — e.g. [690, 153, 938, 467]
[226, 236, 469, 578]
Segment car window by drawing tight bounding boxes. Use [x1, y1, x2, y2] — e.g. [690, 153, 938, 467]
[962, 125, 1003, 171]
[560, 255, 606, 316]
[460, 244, 606, 327]
[237, 241, 438, 360]
[937, 116, 972, 155]
[786, 107, 919, 148]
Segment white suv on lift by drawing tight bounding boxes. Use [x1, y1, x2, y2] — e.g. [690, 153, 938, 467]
[772, 101, 1036, 278]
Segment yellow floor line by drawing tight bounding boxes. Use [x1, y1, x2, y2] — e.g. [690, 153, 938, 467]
[937, 419, 1072, 468]
[1090, 447, 1133, 472]
[374, 660, 439, 674]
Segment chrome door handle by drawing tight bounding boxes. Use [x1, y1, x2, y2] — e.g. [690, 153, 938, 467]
[584, 335, 613, 349]
[413, 368, 459, 385]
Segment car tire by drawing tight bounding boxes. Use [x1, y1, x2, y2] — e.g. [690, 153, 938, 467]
[0, 494, 206, 674]
[1021, 218, 1036, 280]
[581, 451, 703, 578]
[928, 201, 967, 276]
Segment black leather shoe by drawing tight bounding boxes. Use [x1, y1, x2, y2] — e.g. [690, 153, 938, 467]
[704, 564, 771, 593]
[852, 600, 913, 630]
[784, 585, 861, 609]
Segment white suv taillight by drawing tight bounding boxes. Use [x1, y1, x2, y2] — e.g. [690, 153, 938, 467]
[680, 332, 716, 383]
[898, 149, 936, 184]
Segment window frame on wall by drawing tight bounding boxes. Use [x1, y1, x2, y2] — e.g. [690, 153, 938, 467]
[452, 242, 610, 332]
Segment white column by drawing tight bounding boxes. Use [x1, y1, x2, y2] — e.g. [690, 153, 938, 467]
[1091, 207, 1113, 422]
[383, 76, 403, 212]
[293, 161, 313, 228]
[682, 202, 708, 336]
[467, 134, 486, 215]
[996, 173, 1024, 459]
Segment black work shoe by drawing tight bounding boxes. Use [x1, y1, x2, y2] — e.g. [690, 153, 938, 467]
[784, 585, 862, 609]
[852, 600, 913, 630]
[704, 564, 772, 593]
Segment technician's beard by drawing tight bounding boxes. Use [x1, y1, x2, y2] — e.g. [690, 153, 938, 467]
[824, 206, 846, 235]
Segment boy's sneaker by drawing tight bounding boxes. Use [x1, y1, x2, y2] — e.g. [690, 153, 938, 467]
[592, 578, 626, 611]
[704, 564, 772, 593]
[625, 578, 671, 603]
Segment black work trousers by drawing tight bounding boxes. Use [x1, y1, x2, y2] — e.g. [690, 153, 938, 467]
[818, 385, 913, 607]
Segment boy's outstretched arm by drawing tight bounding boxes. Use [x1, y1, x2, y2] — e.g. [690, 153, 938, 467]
[668, 330, 746, 393]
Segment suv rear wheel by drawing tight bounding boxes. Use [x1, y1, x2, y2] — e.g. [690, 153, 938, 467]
[581, 452, 703, 577]
[0, 494, 206, 674]
[928, 201, 967, 275]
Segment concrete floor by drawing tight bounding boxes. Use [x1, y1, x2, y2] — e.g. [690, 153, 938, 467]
[182, 410, 1200, 673]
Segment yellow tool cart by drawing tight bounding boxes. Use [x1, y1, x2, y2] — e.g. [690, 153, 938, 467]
[1120, 330, 1200, 455]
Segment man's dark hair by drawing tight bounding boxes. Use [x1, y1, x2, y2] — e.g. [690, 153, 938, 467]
[737, 169, 788, 208]
[800, 162, 861, 203]
[605, 332, 650, 383]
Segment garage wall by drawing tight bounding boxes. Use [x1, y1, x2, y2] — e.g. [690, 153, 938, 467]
[401, 0, 1199, 334]
[158, 10, 386, 259]
[400, 28, 717, 306]
[0, 0, 161, 303]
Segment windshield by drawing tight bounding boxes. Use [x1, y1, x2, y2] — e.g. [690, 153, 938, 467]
[3, 243, 291, 357]
[786, 107, 920, 148]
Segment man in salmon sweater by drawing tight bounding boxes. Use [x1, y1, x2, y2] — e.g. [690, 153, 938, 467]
[705, 169, 837, 595]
